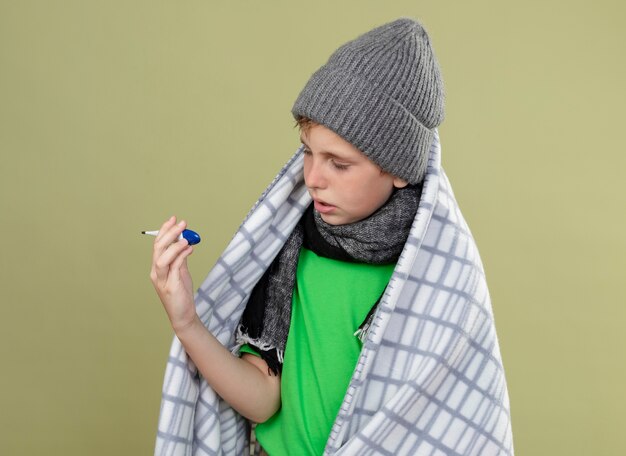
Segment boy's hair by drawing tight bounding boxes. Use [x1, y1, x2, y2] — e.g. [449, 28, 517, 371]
[295, 115, 386, 177]
[290, 17, 445, 185]
[293, 116, 316, 135]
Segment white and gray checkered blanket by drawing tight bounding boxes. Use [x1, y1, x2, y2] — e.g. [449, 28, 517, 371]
[154, 129, 514, 455]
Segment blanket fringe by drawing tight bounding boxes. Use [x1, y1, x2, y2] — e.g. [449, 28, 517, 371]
[354, 312, 375, 345]
[232, 324, 285, 364]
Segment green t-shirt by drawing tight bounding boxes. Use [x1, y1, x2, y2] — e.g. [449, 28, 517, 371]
[240, 247, 395, 455]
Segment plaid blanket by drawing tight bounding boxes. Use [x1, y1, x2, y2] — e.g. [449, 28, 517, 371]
[154, 129, 514, 455]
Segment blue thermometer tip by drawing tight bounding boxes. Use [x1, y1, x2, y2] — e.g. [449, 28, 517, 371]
[181, 229, 201, 245]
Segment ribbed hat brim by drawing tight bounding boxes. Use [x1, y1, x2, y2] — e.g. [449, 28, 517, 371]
[292, 64, 434, 184]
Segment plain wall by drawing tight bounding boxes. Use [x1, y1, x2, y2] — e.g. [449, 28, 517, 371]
[1, 1, 624, 454]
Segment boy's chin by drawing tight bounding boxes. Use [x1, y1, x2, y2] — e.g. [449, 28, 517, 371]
[318, 212, 345, 226]
[319, 211, 365, 226]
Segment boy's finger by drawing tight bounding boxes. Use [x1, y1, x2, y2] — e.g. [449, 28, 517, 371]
[154, 238, 189, 282]
[168, 245, 193, 284]
[155, 216, 177, 243]
[157, 220, 187, 247]
[180, 255, 191, 275]
[153, 220, 187, 263]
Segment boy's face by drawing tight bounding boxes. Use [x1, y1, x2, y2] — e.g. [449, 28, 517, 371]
[300, 123, 407, 225]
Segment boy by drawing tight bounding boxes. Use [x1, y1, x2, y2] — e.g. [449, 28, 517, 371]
[151, 17, 513, 455]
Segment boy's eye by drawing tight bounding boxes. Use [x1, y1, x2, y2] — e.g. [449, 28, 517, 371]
[302, 146, 349, 171]
[332, 161, 349, 171]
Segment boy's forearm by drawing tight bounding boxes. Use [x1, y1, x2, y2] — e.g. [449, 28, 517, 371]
[173, 315, 281, 423]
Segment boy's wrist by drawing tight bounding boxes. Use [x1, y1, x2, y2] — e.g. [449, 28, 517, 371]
[172, 314, 201, 335]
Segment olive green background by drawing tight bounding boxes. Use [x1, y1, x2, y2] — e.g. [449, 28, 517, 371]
[1, 1, 624, 454]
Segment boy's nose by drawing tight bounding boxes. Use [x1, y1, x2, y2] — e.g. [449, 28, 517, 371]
[304, 158, 327, 189]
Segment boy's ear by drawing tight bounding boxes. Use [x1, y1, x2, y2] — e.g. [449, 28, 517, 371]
[393, 176, 409, 189]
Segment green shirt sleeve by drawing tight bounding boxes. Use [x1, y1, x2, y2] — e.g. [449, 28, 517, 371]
[239, 343, 261, 358]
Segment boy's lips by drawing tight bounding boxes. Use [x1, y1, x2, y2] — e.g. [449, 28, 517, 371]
[313, 198, 336, 214]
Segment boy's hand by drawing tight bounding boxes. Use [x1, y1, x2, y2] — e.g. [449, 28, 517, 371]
[149, 217, 282, 421]
[150, 216, 197, 331]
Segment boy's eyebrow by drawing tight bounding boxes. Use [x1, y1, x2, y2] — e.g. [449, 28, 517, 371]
[299, 137, 353, 161]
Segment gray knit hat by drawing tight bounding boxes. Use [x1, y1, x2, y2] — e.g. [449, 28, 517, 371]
[291, 17, 445, 185]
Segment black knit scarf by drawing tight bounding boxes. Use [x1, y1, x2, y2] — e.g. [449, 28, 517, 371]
[235, 182, 423, 375]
